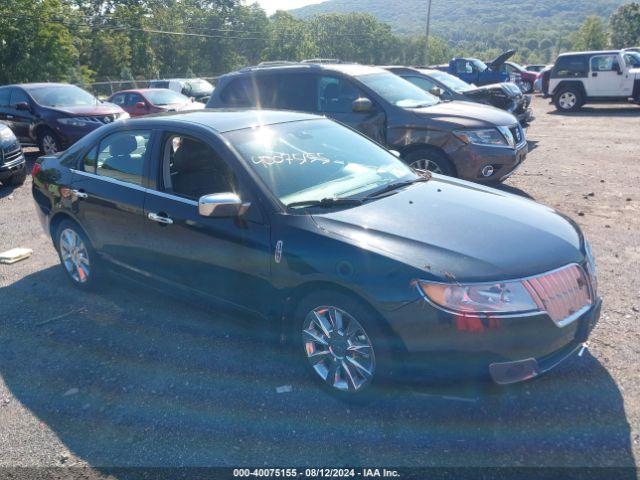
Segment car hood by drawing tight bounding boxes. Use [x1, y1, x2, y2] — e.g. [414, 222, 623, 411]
[47, 103, 124, 116]
[411, 100, 517, 128]
[157, 102, 206, 111]
[311, 177, 583, 282]
[466, 82, 521, 98]
[488, 49, 516, 69]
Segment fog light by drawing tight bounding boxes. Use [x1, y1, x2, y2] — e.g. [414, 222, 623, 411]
[481, 165, 495, 177]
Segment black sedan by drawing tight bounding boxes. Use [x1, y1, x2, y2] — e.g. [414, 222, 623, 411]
[384, 66, 534, 126]
[31, 110, 600, 399]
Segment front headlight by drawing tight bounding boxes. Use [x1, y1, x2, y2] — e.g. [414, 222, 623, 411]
[58, 118, 89, 127]
[417, 279, 538, 314]
[453, 128, 508, 146]
[0, 127, 16, 141]
[585, 240, 598, 295]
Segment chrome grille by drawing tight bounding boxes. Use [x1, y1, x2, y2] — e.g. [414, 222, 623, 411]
[1, 143, 22, 165]
[523, 264, 592, 326]
[509, 124, 524, 146]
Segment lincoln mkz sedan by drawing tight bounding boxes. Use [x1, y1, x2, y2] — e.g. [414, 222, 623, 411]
[31, 110, 601, 399]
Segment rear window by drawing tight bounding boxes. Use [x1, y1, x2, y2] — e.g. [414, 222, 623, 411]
[0, 88, 10, 107]
[553, 56, 589, 78]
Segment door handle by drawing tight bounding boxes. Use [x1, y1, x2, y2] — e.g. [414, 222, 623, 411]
[72, 189, 88, 199]
[6, 115, 13, 119]
[148, 212, 173, 225]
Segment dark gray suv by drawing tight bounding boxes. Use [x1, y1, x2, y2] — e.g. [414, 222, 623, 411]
[207, 62, 528, 183]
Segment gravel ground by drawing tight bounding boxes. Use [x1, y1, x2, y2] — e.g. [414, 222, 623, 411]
[0, 96, 638, 476]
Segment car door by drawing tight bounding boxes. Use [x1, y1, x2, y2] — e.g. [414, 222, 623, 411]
[620, 53, 636, 96]
[70, 128, 153, 270]
[7, 88, 36, 141]
[109, 93, 130, 115]
[588, 54, 625, 97]
[0, 88, 11, 129]
[316, 74, 386, 144]
[455, 59, 477, 84]
[126, 93, 150, 117]
[142, 128, 272, 315]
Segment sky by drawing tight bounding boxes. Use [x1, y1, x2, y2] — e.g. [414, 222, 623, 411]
[247, 0, 328, 15]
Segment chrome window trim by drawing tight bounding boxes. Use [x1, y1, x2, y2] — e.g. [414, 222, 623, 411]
[70, 168, 198, 206]
[415, 262, 592, 322]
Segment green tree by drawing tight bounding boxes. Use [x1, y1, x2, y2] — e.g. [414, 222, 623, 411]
[609, 3, 640, 48]
[572, 16, 608, 51]
[264, 11, 317, 61]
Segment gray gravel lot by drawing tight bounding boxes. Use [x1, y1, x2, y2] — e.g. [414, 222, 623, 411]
[0, 96, 638, 476]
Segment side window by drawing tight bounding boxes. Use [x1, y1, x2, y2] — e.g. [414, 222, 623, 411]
[456, 60, 472, 74]
[554, 56, 588, 78]
[0, 88, 10, 107]
[161, 134, 236, 200]
[404, 76, 438, 92]
[111, 94, 126, 106]
[590, 55, 619, 72]
[220, 77, 256, 107]
[317, 76, 362, 113]
[273, 74, 317, 111]
[95, 130, 151, 185]
[9, 89, 30, 108]
[82, 146, 98, 172]
[126, 93, 144, 106]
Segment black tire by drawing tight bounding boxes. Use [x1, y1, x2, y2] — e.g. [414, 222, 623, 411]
[554, 87, 583, 112]
[37, 128, 62, 155]
[10, 169, 27, 187]
[54, 219, 102, 290]
[402, 148, 454, 177]
[293, 289, 397, 403]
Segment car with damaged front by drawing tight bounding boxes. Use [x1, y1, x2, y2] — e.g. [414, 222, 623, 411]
[383, 67, 533, 125]
[31, 110, 601, 400]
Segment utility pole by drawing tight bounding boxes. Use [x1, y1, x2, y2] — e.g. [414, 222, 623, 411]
[425, 0, 432, 66]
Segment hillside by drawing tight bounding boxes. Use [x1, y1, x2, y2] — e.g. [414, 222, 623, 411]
[290, 0, 626, 36]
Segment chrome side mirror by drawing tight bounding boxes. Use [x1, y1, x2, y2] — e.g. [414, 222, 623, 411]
[198, 192, 250, 218]
[352, 97, 373, 112]
[429, 87, 443, 97]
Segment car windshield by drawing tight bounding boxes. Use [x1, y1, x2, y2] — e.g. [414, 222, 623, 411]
[29, 85, 99, 107]
[357, 73, 440, 108]
[225, 119, 418, 208]
[145, 89, 189, 105]
[425, 70, 474, 93]
[185, 79, 214, 96]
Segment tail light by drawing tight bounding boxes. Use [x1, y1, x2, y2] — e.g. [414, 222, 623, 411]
[31, 163, 41, 177]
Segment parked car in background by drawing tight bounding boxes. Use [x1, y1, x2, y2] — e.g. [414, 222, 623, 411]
[384, 66, 533, 125]
[432, 50, 515, 86]
[0, 83, 128, 154]
[524, 64, 548, 73]
[500, 61, 538, 93]
[148, 78, 214, 103]
[107, 88, 205, 117]
[31, 109, 601, 399]
[545, 50, 640, 111]
[533, 66, 552, 94]
[0, 123, 26, 186]
[207, 62, 527, 183]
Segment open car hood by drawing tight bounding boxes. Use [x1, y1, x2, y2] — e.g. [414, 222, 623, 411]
[488, 49, 516, 70]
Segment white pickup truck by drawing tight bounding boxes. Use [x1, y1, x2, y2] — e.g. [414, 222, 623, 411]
[546, 49, 640, 111]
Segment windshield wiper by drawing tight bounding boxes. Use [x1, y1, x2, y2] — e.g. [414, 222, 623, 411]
[363, 176, 429, 200]
[287, 197, 363, 209]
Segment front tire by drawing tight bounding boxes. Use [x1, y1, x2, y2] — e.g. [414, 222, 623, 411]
[38, 128, 62, 155]
[294, 290, 395, 402]
[10, 169, 27, 186]
[402, 148, 454, 176]
[554, 87, 583, 112]
[54, 220, 101, 290]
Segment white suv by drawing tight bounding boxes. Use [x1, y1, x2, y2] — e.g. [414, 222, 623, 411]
[547, 49, 640, 111]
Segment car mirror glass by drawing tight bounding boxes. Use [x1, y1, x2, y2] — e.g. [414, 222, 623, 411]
[352, 97, 373, 113]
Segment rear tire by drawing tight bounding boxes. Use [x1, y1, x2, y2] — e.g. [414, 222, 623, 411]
[293, 290, 396, 403]
[554, 87, 583, 112]
[402, 148, 454, 177]
[54, 220, 101, 290]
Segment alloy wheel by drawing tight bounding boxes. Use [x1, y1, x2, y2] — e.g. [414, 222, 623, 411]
[302, 306, 376, 392]
[559, 92, 577, 110]
[59, 228, 90, 283]
[409, 158, 443, 174]
[42, 134, 59, 154]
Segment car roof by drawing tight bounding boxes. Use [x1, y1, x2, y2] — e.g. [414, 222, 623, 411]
[232, 62, 386, 78]
[110, 88, 178, 95]
[4, 83, 76, 90]
[123, 109, 322, 133]
[558, 50, 621, 57]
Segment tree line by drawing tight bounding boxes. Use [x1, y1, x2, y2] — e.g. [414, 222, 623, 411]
[0, 0, 638, 88]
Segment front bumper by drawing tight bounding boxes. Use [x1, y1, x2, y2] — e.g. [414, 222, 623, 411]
[451, 141, 528, 184]
[387, 294, 602, 385]
[0, 153, 26, 181]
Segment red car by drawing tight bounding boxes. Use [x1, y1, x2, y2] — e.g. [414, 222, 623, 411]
[107, 88, 204, 117]
[501, 62, 538, 94]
